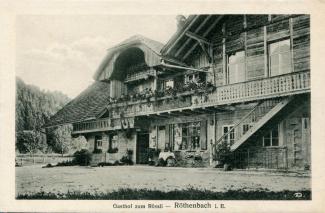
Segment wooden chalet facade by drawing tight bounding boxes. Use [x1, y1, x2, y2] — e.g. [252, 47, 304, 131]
[45, 15, 310, 170]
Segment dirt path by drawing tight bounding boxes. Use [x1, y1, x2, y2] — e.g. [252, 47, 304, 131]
[16, 165, 310, 195]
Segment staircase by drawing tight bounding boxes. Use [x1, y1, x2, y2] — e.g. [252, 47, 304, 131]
[212, 96, 293, 157]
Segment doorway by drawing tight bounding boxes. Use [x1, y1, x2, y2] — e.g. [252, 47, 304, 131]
[136, 131, 149, 164]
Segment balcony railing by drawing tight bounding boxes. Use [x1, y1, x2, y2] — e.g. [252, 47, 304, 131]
[73, 118, 112, 134]
[192, 70, 310, 108]
[74, 70, 310, 133]
[111, 70, 310, 117]
[125, 69, 155, 82]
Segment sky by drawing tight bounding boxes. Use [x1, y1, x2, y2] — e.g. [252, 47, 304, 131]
[16, 15, 177, 98]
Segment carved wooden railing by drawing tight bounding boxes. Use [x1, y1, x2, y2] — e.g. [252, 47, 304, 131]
[73, 118, 112, 133]
[211, 99, 282, 160]
[125, 69, 155, 82]
[73, 71, 310, 133]
[112, 70, 310, 117]
[192, 70, 310, 107]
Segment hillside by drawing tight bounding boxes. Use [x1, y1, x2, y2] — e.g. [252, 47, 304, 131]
[16, 77, 71, 153]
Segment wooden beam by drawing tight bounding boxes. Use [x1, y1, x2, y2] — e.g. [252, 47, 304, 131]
[175, 15, 212, 57]
[161, 61, 211, 73]
[182, 16, 223, 60]
[198, 41, 212, 63]
[165, 15, 200, 55]
[185, 31, 212, 45]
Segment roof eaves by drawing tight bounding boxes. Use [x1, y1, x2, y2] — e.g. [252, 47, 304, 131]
[161, 15, 198, 55]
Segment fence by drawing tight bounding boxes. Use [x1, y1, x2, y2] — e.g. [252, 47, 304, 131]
[16, 154, 74, 166]
[231, 147, 288, 170]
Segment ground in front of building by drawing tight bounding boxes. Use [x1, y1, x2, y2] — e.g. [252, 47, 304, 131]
[16, 165, 310, 198]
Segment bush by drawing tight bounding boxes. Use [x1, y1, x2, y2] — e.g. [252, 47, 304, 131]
[107, 148, 118, 153]
[120, 155, 133, 165]
[73, 149, 92, 166]
[93, 148, 102, 154]
[56, 160, 76, 167]
[156, 158, 167, 167]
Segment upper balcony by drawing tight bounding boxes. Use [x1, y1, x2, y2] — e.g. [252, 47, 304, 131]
[113, 70, 310, 117]
[72, 70, 310, 133]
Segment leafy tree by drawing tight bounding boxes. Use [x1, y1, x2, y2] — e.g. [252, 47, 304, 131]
[51, 125, 73, 156]
[16, 77, 71, 153]
[16, 130, 45, 155]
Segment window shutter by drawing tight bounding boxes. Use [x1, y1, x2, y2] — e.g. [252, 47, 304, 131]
[200, 120, 207, 150]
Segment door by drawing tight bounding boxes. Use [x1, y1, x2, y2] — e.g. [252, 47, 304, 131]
[158, 126, 166, 150]
[136, 132, 149, 164]
[302, 117, 311, 168]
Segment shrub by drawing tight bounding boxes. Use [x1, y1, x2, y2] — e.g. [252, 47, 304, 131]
[56, 160, 76, 167]
[73, 149, 92, 166]
[97, 162, 113, 167]
[120, 155, 133, 165]
[107, 147, 118, 153]
[93, 148, 102, 154]
[156, 158, 167, 167]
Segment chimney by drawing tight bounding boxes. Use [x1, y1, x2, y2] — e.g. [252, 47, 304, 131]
[176, 15, 186, 30]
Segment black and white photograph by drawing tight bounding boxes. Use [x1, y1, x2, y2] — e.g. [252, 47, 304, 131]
[1, 1, 325, 212]
[14, 13, 311, 200]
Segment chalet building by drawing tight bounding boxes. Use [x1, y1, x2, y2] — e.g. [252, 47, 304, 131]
[45, 15, 310, 170]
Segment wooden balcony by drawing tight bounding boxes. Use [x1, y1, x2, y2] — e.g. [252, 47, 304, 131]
[115, 70, 310, 117]
[74, 70, 310, 133]
[124, 69, 155, 83]
[72, 118, 113, 134]
[192, 70, 310, 108]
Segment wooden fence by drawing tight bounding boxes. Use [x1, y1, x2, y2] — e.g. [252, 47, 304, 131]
[16, 154, 74, 166]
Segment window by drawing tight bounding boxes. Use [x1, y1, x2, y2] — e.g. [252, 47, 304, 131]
[185, 73, 205, 84]
[242, 123, 253, 135]
[263, 126, 279, 147]
[269, 39, 291, 76]
[108, 134, 118, 152]
[223, 125, 235, 145]
[95, 135, 103, 149]
[227, 51, 245, 84]
[165, 79, 174, 89]
[180, 122, 201, 150]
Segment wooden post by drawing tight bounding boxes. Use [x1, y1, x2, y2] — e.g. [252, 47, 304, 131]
[285, 147, 288, 170]
[222, 23, 227, 85]
[247, 149, 250, 169]
[264, 26, 268, 78]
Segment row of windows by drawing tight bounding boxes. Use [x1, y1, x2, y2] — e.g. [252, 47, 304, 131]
[222, 124, 279, 147]
[161, 39, 292, 89]
[227, 39, 292, 84]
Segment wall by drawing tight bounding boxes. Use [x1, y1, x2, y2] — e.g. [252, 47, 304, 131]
[189, 15, 310, 88]
[85, 130, 137, 165]
[230, 96, 311, 170]
[148, 114, 213, 167]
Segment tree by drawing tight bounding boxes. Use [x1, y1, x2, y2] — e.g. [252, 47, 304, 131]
[16, 130, 45, 155]
[52, 125, 73, 156]
[70, 135, 88, 154]
[15, 77, 70, 154]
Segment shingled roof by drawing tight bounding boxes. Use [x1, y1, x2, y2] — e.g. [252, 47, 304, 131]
[93, 34, 164, 81]
[44, 81, 110, 127]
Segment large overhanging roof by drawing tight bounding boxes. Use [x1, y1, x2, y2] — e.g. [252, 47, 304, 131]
[161, 15, 223, 62]
[93, 35, 164, 81]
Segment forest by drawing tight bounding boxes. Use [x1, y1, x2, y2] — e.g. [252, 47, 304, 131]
[16, 77, 86, 155]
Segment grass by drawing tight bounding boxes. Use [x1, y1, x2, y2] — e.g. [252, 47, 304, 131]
[17, 188, 311, 200]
